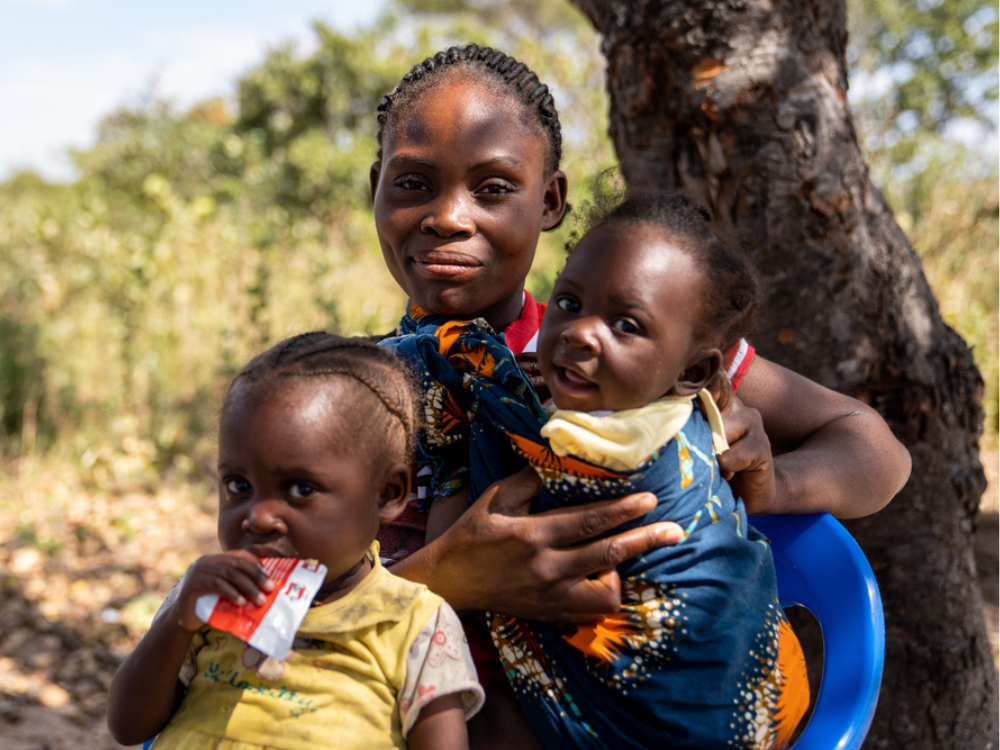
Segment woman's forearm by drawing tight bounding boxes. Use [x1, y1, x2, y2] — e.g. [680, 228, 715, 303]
[771, 407, 912, 517]
[738, 355, 911, 518]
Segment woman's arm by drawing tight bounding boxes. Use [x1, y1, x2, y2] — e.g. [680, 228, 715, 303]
[389, 469, 683, 622]
[723, 354, 911, 518]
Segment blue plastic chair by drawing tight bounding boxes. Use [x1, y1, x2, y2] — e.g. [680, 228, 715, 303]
[750, 513, 885, 750]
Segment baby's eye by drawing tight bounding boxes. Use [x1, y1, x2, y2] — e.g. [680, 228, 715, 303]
[224, 477, 251, 496]
[555, 296, 581, 313]
[612, 318, 640, 335]
[289, 483, 316, 499]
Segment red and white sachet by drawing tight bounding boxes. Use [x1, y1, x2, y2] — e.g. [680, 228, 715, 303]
[195, 557, 327, 660]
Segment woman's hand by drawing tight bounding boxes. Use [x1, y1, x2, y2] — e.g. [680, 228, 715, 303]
[166, 551, 275, 631]
[397, 469, 683, 623]
[714, 377, 779, 515]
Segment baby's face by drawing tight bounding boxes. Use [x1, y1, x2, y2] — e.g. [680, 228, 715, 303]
[216, 381, 385, 598]
[538, 224, 711, 412]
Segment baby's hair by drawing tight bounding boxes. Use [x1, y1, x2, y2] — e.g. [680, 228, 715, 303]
[223, 332, 422, 465]
[583, 190, 758, 353]
[376, 43, 564, 179]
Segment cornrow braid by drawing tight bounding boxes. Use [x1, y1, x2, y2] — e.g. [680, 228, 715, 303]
[375, 43, 564, 177]
[288, 367, 415, 448]
[224, 332, 422, 462]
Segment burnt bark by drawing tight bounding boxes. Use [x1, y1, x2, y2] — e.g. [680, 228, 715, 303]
[569, 0, 998, 747]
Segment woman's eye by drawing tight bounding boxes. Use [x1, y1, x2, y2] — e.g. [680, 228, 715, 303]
[289, 483, 315, 499]
[612, 318, 640, 334]
[555, 296, 581, 313]
[394, 176, 427, 191]
[224, 477, 251, 495]
[479, 181, 513, 195]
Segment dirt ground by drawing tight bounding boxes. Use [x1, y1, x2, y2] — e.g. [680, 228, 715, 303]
[1, 449, 997, 750]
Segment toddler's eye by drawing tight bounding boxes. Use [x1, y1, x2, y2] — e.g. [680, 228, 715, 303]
[612, 318, 640, 335]
[224, 477, 251, 495]
[289, 483, 315, 499]
[555, 296, 581, 313]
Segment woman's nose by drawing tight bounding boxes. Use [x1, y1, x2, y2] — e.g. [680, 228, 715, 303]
[560, 317, 601, 352]
[242, 499, 287, 535]
[421, 189, 475, 237]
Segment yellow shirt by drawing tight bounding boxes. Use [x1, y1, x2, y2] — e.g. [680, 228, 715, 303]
[153, 546, 481, 750]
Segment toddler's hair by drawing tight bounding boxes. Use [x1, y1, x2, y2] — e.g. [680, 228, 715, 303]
[222, 332, 422, 465]
[375, 43, 563, 179]
[586, 190, 758, 353]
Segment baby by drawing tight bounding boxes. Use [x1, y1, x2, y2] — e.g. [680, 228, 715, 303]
[383, 191, 809, 749]
[107, 332, 483, 750]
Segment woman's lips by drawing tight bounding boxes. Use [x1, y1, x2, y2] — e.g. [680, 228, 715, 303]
[412, 251, 482, 279]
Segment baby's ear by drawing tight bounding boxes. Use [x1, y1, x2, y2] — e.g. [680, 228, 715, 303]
[674, 348, 723, 397]
[377, 463, 412, 525]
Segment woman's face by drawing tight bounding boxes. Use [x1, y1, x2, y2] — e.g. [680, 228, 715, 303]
[370, 73, 566, 332]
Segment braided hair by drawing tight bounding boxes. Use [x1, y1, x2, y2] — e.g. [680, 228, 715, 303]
[222, 332, 421, 465]
[375, 43, 564, 178]
[585, 191, 759, 354]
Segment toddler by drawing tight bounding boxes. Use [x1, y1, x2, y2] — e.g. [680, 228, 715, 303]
[106, 332, 484, 750]
[383, 192, 810, 749]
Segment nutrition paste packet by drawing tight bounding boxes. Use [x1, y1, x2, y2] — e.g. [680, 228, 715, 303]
[195, 557, 327, 661]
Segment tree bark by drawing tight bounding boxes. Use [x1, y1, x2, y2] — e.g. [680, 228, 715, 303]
[569, 0, 998, 746]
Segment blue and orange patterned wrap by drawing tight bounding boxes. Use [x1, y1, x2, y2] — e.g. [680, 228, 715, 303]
[380, 306, 810, 750]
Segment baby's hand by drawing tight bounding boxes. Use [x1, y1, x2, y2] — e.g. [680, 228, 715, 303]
[515, 351, 551, 402]
[167, 551, 276, 632]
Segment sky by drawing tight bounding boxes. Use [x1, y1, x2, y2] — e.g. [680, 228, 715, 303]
[0, 0, 388, 181]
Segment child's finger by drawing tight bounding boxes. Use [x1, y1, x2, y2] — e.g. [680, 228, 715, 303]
[188, 554, 273, 606]
[226, 550, 276, 592]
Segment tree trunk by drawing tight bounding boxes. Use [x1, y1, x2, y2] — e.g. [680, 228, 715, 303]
[569, 0, 998, 746]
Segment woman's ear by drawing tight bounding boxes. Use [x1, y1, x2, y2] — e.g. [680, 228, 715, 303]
[540, 170, 569, 231]
[674, 348, 724, 397]
[369, 162, 382, 205]
[377, 462, 412, 525]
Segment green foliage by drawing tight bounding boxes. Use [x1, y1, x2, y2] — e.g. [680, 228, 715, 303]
[848, 0, 998, 176]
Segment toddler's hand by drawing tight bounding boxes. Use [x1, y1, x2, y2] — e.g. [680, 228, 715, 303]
[168, 551, 275, 631]
[515, 351, 551, 402]
[716, 391, 778, 514]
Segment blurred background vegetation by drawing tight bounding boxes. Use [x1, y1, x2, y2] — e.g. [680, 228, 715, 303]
[1, 0, 996, 498]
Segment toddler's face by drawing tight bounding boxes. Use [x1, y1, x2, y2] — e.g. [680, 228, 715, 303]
[538, 224, 714, 412]
[216, 381, 389, 599]
[370, 74, 565, 332]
